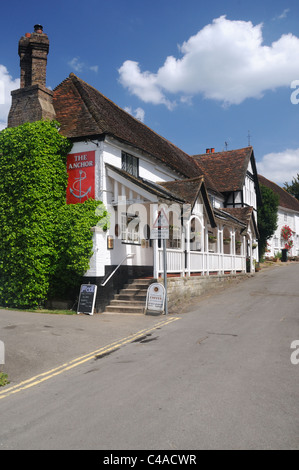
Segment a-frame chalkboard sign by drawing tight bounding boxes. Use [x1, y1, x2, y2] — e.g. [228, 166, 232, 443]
[77, 284, 97, 315]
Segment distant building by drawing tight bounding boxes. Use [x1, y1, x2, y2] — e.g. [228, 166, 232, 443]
[258, 175, 299, 258]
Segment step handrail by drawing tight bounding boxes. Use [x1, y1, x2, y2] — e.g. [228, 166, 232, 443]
[100, 253, 135, 287]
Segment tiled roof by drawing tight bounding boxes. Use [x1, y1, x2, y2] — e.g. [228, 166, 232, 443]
[159, 176, 204, 205]
[220, 206, 259, 237]
[106, 165, 216, 227]
[53, 74, 198, 179]
[220, 206, 253, 225]
[159, 177, 216, 227]
[258, 174, 299, 213]
[192, 147, 256, 192]
[105, 164, 185, 203]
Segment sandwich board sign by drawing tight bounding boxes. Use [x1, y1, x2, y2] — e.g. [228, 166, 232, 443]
[151, 208, 169, 240]
[145, 283, 166, 315]
[77, 284, 97, 315]
[0, 340, 4, 365]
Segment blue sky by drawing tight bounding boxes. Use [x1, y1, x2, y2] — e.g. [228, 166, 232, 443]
[1, 0, 299, 186]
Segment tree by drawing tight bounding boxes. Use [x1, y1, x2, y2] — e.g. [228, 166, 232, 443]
[257, 184, 279, 260]
[0, 120, 107, 309]
[284, 173, 299, 200]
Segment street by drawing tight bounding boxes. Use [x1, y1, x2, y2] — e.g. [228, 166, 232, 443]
[0, 264, 299, 450]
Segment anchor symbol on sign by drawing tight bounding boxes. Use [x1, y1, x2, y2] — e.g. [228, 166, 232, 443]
[69, 170, 91, 202]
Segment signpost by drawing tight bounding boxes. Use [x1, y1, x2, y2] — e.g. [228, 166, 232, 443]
[151, 209, 169, 314]
[145, 283, 166, 315]
[77, 284, 97, 315]
[150, 208, 169, 240]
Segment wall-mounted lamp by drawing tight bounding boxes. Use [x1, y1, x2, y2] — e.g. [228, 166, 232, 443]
[107, 235, 114, 250]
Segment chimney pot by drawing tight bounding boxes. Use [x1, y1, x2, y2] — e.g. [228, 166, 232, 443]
[211, 148, 215, 153]
[34, 24, 43, 33]
[206, 148, 210, 154]
[8, 24, 56, 127]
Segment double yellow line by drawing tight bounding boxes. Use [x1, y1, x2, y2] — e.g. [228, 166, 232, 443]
[0, 316, 180, 400]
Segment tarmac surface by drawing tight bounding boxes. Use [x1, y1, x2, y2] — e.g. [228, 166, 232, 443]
[0, 260, 297, 387]
[0, 308, 168, 385]
[0, 262, 298, 449]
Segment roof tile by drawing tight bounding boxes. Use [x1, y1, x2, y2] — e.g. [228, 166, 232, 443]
[53, 74, 199, 179]
[258, 174, 299, 213]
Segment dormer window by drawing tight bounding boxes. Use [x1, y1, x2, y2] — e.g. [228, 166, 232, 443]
[122, 151, 139, 177]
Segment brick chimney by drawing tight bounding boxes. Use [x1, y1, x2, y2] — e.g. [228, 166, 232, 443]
[8, 25, 56, 127]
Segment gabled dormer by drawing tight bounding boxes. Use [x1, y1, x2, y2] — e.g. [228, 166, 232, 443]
[191, 147, 262, 218]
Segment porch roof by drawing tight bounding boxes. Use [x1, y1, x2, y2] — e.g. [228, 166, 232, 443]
[220, 207, 259, 238]
[106, 165, 217, 228]
[105, 164, 185, 204]
[158, 176, 217, 228]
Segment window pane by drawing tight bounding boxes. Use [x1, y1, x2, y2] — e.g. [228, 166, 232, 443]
[121, 154, 126, 172]
[122, 152, 139, 177]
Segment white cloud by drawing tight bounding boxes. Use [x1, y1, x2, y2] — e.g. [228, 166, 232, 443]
[68, 57, 98, 74]
[118, 15, 299, 107]
[257, 148, 299, 185]
[68, 57, 84, 73]
[276, 8, 290, 20]
[119, 60, 175, 110]
[124, 106, 145, 122]
[0, 65, 19, 130]
[89, 65, 99, 73]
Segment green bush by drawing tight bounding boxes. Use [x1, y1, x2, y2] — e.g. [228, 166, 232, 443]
[0, 120, 107, 308]
[0, 372, 9, 387]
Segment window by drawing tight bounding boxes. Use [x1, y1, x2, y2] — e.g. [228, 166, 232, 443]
[121, 212, 140, 244]
[122, 152, 139, 177]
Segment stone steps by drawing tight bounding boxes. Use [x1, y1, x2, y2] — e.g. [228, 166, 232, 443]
[103, 278, 156, 315]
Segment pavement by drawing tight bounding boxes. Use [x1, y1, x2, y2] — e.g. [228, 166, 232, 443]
[0, 260, 297, 387]
[0, 309, 173, 385]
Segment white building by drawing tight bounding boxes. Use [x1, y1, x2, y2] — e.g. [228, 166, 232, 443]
[50, 74, 260, 311]
[258, 175, 299, 258]
[7, 26, 261, 312]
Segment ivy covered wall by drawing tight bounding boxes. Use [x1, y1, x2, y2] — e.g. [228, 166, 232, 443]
[0, 120, 107, 309]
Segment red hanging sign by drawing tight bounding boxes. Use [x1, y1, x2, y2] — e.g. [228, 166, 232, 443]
[66, 151, 95, 204]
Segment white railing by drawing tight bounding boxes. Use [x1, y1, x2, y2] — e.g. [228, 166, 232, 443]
[157, 249, 246, 276]
[189, 251, 203, 272]
[158, 248, 184, 274]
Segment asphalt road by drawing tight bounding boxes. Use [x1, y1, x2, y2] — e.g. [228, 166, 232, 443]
[0, 263, 298, 450]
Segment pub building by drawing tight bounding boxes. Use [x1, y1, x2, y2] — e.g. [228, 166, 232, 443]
[7, 25, 260, 313]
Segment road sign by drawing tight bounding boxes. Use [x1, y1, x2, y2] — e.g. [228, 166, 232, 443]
[151, 208, 169, 239]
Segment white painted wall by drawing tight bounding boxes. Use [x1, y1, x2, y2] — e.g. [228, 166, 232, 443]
[102, 138, 180, 183]
[266, 207, 299, 257]
[244, 175, 257, 210]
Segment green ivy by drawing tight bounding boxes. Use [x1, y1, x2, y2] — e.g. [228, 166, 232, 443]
[0, 120, 107, 309]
